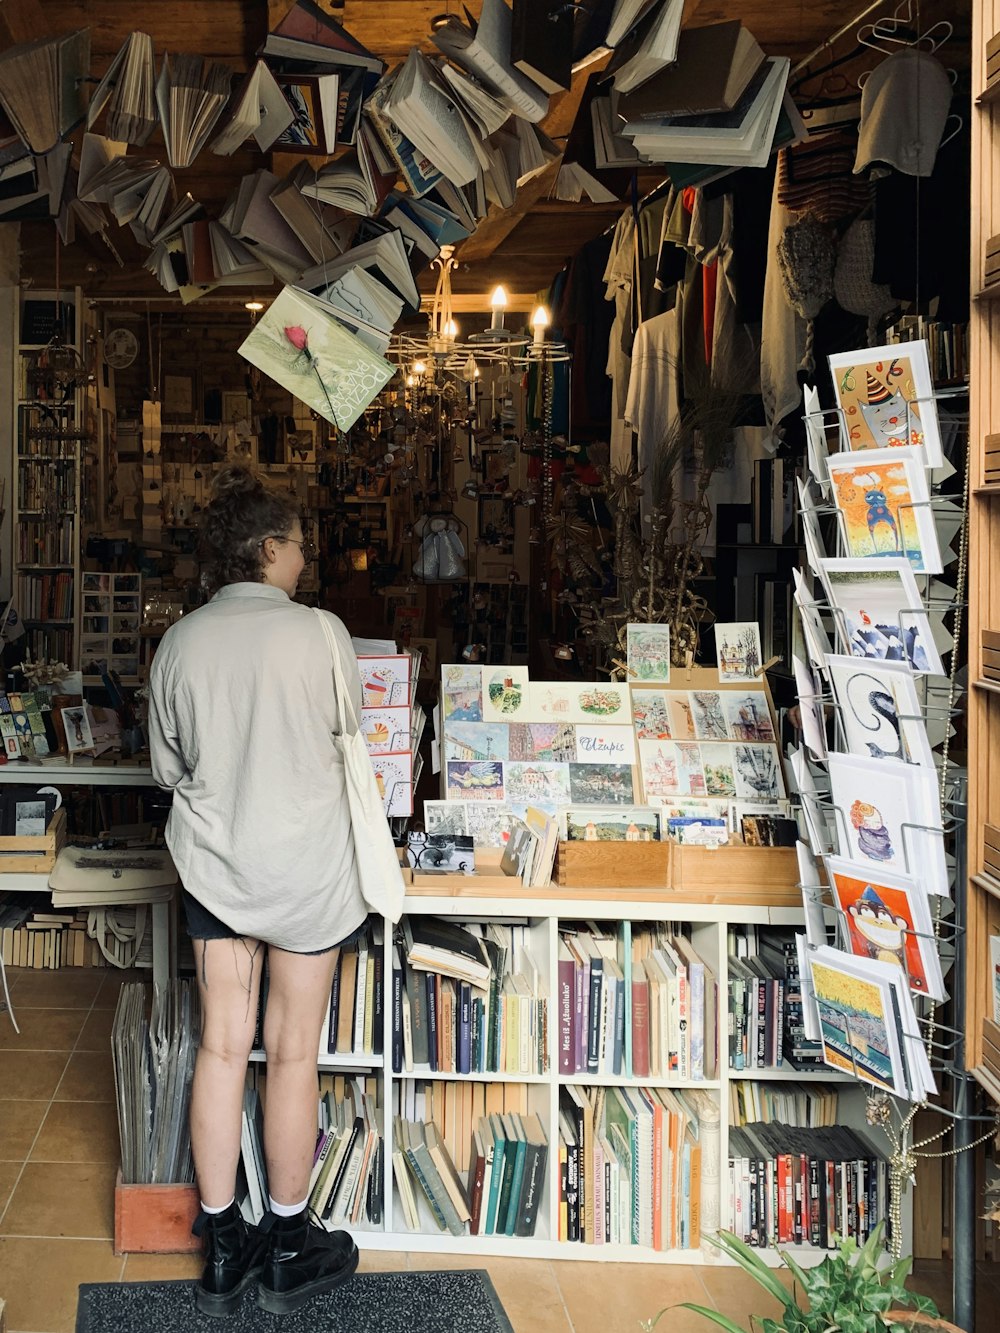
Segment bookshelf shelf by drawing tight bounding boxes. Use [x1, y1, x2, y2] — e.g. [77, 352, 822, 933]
[557, 1075, 722, 1090]
[730, 1067, 855, 1083]
[398, 1069, 548, 1084]
[249, 1049, 383, 1071]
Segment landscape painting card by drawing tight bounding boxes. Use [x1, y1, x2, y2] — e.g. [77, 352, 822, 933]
[574, 724, 636, 765]
[689, 690, 729, 740]
[502, 760, 572, 805]
[571, 682, 630, 723]
[568, 762, 635, 804]
[723, 689, 776, 743]
[423, 799, 469, 836]
[825, 447, 942, 574]
[731, 743, 785, 801]
[508, 721, 576, 763]
[441, 663, 483, 721]
[626, 623, 671, 682]
[446, 759, 505, 801]
[481, 665, 530, 721]
[441, 720, 510, 763]
[819, 558, 945, 677]
[807, 944, 909, 1097]
[825, 855, 945, 1001]
[528, 681, 577, 722]
[826, 751, 948, 895]
[562, 805, 662, 841]
[630, 688, 673, 738]
[360, 705, 411, 754]
[238, 285, 396, 431]
[715, 622, 763, 682]
[827, 340, 944, 468]
[825, 654, 936, 768]
[359, 654, 410, 707]
[370, 750, 413, 817]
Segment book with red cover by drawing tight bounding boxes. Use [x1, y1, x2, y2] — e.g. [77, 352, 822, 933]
[263, 0, 384, 74]
[468, 1121, 490, 1235]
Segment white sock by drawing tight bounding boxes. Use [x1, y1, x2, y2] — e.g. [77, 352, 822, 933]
[269, 1195, 308, 1218]
[201, 1197, 235, 1214]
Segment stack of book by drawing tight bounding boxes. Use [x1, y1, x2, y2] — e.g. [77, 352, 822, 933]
[0, 896, 89, 970]
[728, 927, 824, 1071]
[395, 1075, 531, 1172]
[726, 1121, 889, 1249]
[393, 1114, 472, 1236]
[324, 920, 384, 1059]
[467, 1110, 548, 1237]
[558, 1084, 717, 1249]
[305, 1080, 383, 1230]
[729, 1080, 840, 1128]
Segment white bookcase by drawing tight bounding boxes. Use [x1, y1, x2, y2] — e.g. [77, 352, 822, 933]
[252, 891, 910, 1267]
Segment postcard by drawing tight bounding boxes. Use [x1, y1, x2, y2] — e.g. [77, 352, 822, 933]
[668, 816, 728, 846]
[626, 622, 671, 683]
[360, 706, 411, 755]
[797, 475, 828, 572]
[481, 666, 530, 721]
[368, 750, 413, 816]
[446, 759, 505, 801]
[789, 746, 834, 856]
[62, 705, 95, 754]
[639, 739, 698, 799]
[807, 944, 909, 1096]
[820, 558, 944, 676]
[630, 688, 672, 738]
[826, 751, 947, 894]
[715, 622, 763, 682]
[803, 382, 831, 484]
[827, 339, 944, 468]
[359, 654, 410, 708]
[826, 856, 945, 1001]
[722, 689, 775, 743]
[441, 663, 483, 721]
[238, 284, 396, 431]
[423, 800, 469, 836]
[791, 654, 827, 761]
[528, 681, 577, 721]
[825, 654, 936, 768]
[792, 568, 834, 671]
[574, 725, 636, 765]
[568, 762, 635, 804]
[508, 721, 576, 763]
[442, 720, 510, 763]
[689, 690, 729, 740]
[701, 748, 737, 798]
[502, 761, 571, 805]
[826, 447, 942, 574]
[562, 805, 662, 841]
[465, 802, 523, 847]
[573, 682, 630, 722]
[732, 743, 785, 801]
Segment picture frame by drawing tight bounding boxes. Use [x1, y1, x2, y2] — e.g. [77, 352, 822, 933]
[61, 704, 95, 755]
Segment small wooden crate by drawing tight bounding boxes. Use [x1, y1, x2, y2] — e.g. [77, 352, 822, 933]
[0, 805, 67, 873]
[554, 840, 670, 890]
[984, 434, 1000, 487]
[114, 1170, 201, 1255]
[669, 844, 800, 906]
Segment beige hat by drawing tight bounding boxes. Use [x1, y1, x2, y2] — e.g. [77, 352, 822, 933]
[854, 48, 952, 178]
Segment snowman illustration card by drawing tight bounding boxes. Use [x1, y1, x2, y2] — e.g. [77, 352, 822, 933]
[825, 447, 941, 574]
[827, 340, 944, 468]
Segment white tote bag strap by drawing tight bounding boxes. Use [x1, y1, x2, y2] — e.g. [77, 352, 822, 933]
[312, 609, 359, 737]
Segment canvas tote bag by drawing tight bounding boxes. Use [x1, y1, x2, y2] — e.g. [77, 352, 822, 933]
[313, 608, 405, 924]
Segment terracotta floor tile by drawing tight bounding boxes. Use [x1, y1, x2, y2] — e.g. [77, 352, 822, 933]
[54, 1049, 116, 1102]
[0, 1049, 68, 1099]
[0, 1160, 21, 1214]
[94, 969, 147, 1009]
[75, 1004, 116, 1051]
[0, 1006, 86, 1052]
[30, 1100, 121, 1164]
[0, 1159, 117, 1238]
[0, 1235, 124, 1333]
[122, 1250, 204, 1281]
[0, 1100, 48, 1160]
[7, 969, 103, 1009]
[553, 1257, 713, 1333]
[698, 1265, 791, 1325]
[478, 1257, 572, 1333]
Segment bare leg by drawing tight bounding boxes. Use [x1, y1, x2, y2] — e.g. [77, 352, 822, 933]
[261, 945, 339, 1205]
[190, 935, 265, 1208]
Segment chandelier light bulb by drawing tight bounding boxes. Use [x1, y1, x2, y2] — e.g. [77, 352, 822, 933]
[444, 318, 459, 340]
[531, 304, 550, 346]
[489, 284, 508, 332]
[412, 359, 426, 376]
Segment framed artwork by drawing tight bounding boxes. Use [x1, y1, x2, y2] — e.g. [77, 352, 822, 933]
[827, 340, 944, 467]
[819, 558, 945, 676]
[825, 447, 941, 574]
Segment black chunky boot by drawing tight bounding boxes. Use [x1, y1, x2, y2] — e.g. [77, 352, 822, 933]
[191, 1201, 268, 1317]
[257, 1210, 359, 1314]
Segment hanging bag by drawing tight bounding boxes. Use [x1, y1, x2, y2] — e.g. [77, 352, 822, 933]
[312, 609, 405, 924]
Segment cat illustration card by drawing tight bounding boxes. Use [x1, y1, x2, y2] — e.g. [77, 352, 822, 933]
[442, 721, 510, 763]
[825, 447, 942, 574]
[630, 688, 672, 738]
[441, 664, 483, 721]
[820, 558, 945, 676]
[482, 666, 530, 721]
[825, 654, 935, 768]
[825, 856, 944, 1000]
[827, 340, 943, 467]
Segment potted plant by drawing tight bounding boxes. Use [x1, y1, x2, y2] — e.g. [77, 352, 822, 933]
[642, 1225, 964, 1333]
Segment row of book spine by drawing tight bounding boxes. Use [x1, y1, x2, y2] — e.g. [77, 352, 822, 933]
[729, 1079, 840, 1130]
[18, 517, 75, 565]
[24, 628, 73, 663]
[16, 571, 73, 621]
[17, 465, 76, 512]
[326, 924, 384, 1059]
[728, 933, 823, 1071]
[727, 1121, 890, 1250]
[0, 915, 100, 969]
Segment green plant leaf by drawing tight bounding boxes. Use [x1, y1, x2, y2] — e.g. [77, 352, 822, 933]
[704, 1231, 791, 1308]
[666, 1303, 748, 1333]
[778, 1248, 812, 1295]
[912, 1293, 941, 1316]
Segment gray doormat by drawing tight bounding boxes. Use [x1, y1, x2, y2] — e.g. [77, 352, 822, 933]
[78, 1269, 515, 1332]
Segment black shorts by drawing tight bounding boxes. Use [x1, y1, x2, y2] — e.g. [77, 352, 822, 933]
[181, 890, 362, 956]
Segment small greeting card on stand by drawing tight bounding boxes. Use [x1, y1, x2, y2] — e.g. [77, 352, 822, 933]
[715, 622, 763, 682]
[825, 447, 942, 574]
[827, 339, 944, 467]
[626, 623, 671, 682]
[819, 558, 945, 676]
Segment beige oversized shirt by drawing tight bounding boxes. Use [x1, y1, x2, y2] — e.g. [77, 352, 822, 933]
[148, 582, 367, 952]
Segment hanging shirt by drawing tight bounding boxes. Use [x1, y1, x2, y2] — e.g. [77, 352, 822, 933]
[624, 309, 682, 525]
[604, 210, 636, 468]
[148, 582, 367, 952]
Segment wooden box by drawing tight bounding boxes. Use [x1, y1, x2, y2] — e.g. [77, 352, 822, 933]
[408, 848, 522, 894]
[0, 805, 67, 873]
[669, 844, 800, 905]
[114, 1170, 201, 1255]
[554, 840, 670, 890]
[984, 434, 1000, 487]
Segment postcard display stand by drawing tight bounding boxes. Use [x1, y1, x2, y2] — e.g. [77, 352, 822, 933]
[797, 339, 974, 1257]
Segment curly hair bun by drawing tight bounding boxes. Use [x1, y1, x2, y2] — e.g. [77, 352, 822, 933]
[211, 464, 264, 502]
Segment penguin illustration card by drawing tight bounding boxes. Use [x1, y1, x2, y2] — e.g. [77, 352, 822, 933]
[359, 654, 411, 707]
[825, 447, 942, 574]
[826, 856, 944, 1000]
[827, 751, 947, 895]
[819, 558, 945, 676]
[827, 341, 943, 468]
[825, 654, 936, 768]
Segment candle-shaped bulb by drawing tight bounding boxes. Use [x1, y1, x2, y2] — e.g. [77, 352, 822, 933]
[489, 285, 507, 331]
[531, 305, 549, 347]
[444, 318, 459, 340]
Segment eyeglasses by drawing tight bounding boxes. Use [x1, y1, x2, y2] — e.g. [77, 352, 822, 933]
[262, 535, 318, 562]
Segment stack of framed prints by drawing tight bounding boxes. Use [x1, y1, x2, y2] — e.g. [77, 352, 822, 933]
[793, 337, 959, 1106]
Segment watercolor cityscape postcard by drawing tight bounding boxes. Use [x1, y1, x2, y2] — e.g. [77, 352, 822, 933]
[503, 761, 572, 805]
[482, 666, 530, 721]
[630, 689, 672, 738]
[528, 681, 577, 721]
[508, 721, 576, 763]
[715, 622, 763, 682]
[819, 558, 944, 676]
[689, 690, 729, 740]
[574, 682, 630, 721]
[441, 664, 483, 721]
[825, 446, 941, 574]
[562, 804, 662, 841]
[731, 743, 785, 800]
[626, 623, 671, 682]
[723, 689, 776, 742]
[445, 759, 505, 801]
[827, 340, 944, 467]
[442, 720, 510, 763]
[568, 762, 635, 804]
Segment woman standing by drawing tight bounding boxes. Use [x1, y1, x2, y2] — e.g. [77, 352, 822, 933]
[149, 466, 364, 1316]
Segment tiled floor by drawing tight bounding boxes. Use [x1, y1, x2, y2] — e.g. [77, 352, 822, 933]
[0, 965, 996, 1332]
